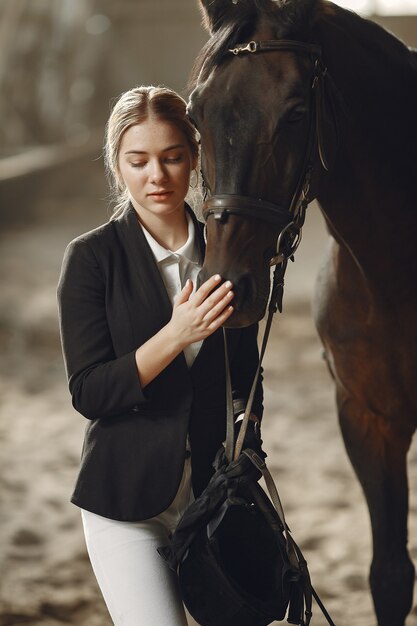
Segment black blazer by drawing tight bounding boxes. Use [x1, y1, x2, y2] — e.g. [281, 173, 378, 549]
[57, 204, 263, 521]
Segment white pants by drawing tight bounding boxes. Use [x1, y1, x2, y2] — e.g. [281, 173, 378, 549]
[81, 456, 193, 626]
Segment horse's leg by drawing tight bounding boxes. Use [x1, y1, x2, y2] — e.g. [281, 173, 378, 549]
[314, 239, 415, 626]
[336, 389, 415, 626]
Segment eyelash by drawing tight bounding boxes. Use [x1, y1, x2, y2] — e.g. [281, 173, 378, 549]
[130, 156, 183, 168]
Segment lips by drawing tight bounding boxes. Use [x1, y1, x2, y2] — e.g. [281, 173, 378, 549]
[147, 190, 173, 198]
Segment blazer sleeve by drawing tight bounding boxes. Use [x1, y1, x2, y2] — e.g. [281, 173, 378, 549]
[230, 324, 264, 420]
[57, 238, 148, 420]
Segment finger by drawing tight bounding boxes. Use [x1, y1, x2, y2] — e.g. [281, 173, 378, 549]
[174, 279, 193, 307]
[202, 290, 234, 323]
[192, 274, 223, 306]
[207, 305, 234, 332]
[198, 280, 233, 317]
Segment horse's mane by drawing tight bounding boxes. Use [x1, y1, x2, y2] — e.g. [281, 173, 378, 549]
[314, 2, 417, 171]
[190, 0, 320, 86]
[317, 3, 416, 72]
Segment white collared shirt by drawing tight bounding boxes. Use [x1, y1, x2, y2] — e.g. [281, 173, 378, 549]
[140, 214, 203, 367]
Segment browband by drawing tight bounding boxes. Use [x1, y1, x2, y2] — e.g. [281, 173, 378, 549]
[229, 40, 322, 57]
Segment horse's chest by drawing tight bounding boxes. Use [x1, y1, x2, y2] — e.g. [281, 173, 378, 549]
[312, 239, 417, 421]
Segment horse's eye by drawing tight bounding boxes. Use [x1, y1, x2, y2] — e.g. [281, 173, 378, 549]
[286, 105, 308, 123]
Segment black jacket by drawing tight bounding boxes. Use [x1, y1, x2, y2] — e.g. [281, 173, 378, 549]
[57, 204, 263, 521]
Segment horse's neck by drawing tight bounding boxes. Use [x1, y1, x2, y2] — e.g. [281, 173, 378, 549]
[315, 5, 417, 153]
[313, 4, 417, 288]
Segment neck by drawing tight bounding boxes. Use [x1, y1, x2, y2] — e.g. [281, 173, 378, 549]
[315, 5, 416, 163]
[312, 5, 417, 287]
[134, 203, 189, 251]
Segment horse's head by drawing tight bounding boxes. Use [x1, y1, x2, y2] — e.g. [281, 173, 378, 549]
[189, 0, 335, 327]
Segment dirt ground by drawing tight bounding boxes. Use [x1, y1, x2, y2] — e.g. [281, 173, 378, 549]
[1, 196, 417, 626]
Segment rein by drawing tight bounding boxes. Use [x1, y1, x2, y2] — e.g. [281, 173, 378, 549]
[202, 38, 329, 268]
[222, 263, 336, 626]
[223, 261, 286, 463]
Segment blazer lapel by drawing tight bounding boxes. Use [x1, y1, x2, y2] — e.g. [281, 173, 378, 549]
[115, 205, 173, 344]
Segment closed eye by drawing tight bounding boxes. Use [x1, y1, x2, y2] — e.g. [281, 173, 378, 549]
[165, 155, 183, 164]
[285, 105, 308, 124]
[129, 155, 183, 168]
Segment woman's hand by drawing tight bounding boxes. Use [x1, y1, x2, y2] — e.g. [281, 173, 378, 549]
[169, 274, 234, 348]
[135, 275, 233, 388]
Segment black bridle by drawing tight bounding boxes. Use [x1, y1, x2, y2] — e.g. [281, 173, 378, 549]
[202, 41, 337, 626]
[201, 39, 328, 272]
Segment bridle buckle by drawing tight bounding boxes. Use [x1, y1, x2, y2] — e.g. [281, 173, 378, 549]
[269, 222, 303, 267]
[229, 41, 258, 55]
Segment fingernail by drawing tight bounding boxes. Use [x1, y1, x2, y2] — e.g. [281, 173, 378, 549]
[214, 274, 221, 281]
[225, 281, 232, 288]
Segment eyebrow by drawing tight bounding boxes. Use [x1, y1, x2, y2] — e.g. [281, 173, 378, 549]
[124, 144, 185, 155]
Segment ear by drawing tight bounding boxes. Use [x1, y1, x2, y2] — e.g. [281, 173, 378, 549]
[199, 0, 243, 33]
[198, 0, 223, 32]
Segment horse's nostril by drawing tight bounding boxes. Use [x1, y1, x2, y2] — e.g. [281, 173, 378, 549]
[233, 274, 257, 311]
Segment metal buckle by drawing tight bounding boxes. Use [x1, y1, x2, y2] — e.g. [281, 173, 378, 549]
[269, 222, 303, 267]
[229, 41, 257, 55]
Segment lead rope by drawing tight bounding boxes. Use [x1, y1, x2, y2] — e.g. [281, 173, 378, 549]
[223, 259, 287, 463]
[222, 262, 336, 626]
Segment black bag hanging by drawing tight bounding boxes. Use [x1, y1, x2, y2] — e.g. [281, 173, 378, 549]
[158, 264, 336, 626]
[160, 449, 312, 626]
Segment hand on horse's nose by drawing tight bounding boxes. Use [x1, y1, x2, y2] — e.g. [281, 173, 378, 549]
[197, 269, 256, 312]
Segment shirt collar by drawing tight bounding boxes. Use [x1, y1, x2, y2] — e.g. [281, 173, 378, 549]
[140, 212, 200, 265]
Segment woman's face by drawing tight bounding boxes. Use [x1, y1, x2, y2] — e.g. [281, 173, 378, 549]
[118, 117, 196, 220]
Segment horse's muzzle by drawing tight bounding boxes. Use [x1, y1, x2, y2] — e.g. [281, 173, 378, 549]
[197, 268, 263, 328]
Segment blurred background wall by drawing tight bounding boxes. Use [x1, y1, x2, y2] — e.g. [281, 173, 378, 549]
[0, 0, 207, 224]
[0, 1, 416, 225]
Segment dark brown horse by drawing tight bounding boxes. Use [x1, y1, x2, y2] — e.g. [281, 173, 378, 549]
[188, 1, 417, 624]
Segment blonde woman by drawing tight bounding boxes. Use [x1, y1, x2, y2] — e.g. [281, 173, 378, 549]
[57, 86, 263, 625]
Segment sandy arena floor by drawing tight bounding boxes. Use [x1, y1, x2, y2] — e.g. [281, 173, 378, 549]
[1, 199, 417, 626]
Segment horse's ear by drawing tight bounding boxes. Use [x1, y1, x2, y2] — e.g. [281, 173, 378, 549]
[198, 0, 224, 33]
[198, 0, 251, 33]
[199, 0, 317, 34]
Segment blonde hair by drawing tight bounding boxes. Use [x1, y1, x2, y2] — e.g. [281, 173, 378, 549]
[104, 85, 199, 217]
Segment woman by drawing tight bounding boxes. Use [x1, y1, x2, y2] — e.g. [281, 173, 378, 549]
[57, 85, 263, 625]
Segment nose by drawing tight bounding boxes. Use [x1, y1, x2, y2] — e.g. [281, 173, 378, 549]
[150, 160, 167, 184]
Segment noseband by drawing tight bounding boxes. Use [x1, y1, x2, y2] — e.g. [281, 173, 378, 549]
[202, 39, 328, 271]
